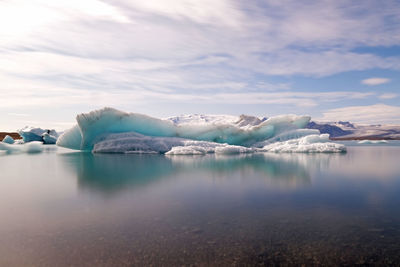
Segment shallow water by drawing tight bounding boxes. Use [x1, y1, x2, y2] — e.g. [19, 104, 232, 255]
[1, 146, 400, 266]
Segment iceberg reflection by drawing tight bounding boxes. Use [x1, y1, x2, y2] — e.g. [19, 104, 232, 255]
[59, 152, 345, 194]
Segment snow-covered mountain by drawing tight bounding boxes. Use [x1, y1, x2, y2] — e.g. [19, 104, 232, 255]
[167, 115, 400, 140]
[307, 121, 400, 140]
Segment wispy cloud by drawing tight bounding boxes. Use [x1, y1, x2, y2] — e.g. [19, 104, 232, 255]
[379, 93, 398, 99]
[320, 104, 400, 124]
[7, 113, 31, 117]
[0, 0, 400, 128]
[362, 78, 391, 86]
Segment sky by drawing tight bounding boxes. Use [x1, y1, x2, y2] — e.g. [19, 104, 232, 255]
[1, 0, 400, 131]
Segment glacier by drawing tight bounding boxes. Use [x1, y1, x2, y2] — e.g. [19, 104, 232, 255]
[56, 107, 346, 154]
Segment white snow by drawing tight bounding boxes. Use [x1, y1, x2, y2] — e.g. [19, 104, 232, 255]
[57, 107, 345, 154]
[2, 135, 14, 144]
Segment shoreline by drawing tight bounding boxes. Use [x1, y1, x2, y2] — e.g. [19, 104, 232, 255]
[0, 132, 22, 140]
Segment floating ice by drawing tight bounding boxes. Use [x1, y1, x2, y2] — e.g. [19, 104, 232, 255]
[18, 126, 59, 144]
[358, 140, 389, 144]
[261, 134, 346, 153]
[0, 142, 19, 153]
[2, 135, 14, 144]
[0, 141, 44, 153]
[18, 126, 44, 142]
[42, 133, 57, 144]
[92, 132, 248, 155]
[25, 142, 45, 153]
[57, 107, 346, 154]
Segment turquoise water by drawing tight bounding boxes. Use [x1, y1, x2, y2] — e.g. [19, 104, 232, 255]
[1, 146, 400, 265]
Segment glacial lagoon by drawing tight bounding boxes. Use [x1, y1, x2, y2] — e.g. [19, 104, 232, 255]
[1, 145, 400, 265]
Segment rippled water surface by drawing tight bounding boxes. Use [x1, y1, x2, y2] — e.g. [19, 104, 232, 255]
[1, 146, 400, 266]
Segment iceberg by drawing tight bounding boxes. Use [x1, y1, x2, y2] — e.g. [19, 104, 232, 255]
[2, 135, 15, 144]
[18, 126, 44, 142]
[0, 141, 44, 153]
[18, 126, 59, 144]
[57, 107, 346, 154]
[42, 133, 58, 144]
[260, 134, 346, 153]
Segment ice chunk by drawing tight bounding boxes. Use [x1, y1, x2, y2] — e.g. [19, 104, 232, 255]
[18, 126, 45, 142]
[2, 135, 14, 144]
[0, 141, 43, 153]
[56, 125, 82, 149]
[18, 126, 59, 143]
[25, 141, 44, 153]
[166, 146, 208, 155]
[92, 132, 242, 154]
[93, 132, 183, 154]
[165, 143, 252, 155]
[0, 142, 20, 152]
[255, 129, 320, 146]
[261, 134, 346, 153]
[358, 140, 388, 144]
[42, 133, 57, 144]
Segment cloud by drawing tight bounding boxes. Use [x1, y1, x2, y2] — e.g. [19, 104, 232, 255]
[0, 0, 400, 129]
[320, 104, 400, 124]
[362, 77, 391, 86]
[7, 113, 31, 117]
[379, 93, 398, 99]
[115, 0, 243, 27]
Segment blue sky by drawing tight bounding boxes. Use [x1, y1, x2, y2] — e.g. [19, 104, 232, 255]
[1, 0, 400, 130]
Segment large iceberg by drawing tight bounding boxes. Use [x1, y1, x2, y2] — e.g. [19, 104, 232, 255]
[56, 107, 346, 154]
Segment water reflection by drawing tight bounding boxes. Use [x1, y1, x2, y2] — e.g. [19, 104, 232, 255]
[59, 152, 346, 193]
[2, 147, 400, 266]
[60, 153, 176, 193]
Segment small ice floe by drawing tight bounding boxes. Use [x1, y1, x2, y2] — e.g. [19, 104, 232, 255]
[2, 135, 15, 144]
[18, 126, 59, 144]
[0, 141, 44, 154]
[260, 134, 346, 153]
[42, 132, 57, 144]
[358, 140, 389, 145]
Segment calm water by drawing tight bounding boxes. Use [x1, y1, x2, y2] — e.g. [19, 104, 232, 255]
[1, 146, 400, 266]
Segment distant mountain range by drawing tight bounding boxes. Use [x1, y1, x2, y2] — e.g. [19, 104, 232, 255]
[307, 121, 400, 140]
